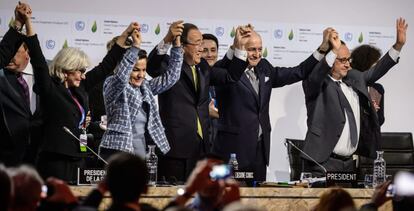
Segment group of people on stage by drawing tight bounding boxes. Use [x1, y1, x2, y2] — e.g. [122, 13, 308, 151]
[0, 1, 409, 185]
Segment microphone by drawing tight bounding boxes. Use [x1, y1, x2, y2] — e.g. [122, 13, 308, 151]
[63, 126, 108, 165]
[285, 139, 327, 174]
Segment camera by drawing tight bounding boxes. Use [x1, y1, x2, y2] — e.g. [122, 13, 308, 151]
[209, 164, 231, 180]
[41, 184, 55, 198]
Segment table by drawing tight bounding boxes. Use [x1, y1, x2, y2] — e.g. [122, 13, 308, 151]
[71, 186, 393, 210]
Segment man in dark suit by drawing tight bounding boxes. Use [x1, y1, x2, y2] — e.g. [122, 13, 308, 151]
[146, 22, 249, 182]
[0, 3, 42, 166]
[0, 43, 42, 166]
[212, 27, 328, 181]
[302, 19, 407, 177]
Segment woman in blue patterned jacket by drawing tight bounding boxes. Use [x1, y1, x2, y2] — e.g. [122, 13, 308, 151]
[99, 25, 183, 159]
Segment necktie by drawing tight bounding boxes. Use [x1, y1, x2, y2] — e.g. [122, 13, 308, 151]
[191, 65, 203, 139]
[246, 68, 262, 139]
[246, 68, 259, 94]
[16, 73, 30, 107]
[335, 81, 358, 147]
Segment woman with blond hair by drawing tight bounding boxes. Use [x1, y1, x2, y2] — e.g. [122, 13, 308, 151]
[22, 3, 138, 183]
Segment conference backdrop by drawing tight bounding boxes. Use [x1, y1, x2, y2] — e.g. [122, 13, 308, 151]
[1, 0, 413, 181]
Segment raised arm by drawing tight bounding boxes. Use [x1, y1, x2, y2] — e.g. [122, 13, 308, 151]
[271, 27, 333, 88]
[210, 25, 251, 85]
[363, 18, 407, 84]
[103, 28, 141, 105]
[303, 30, 341, 100]
[83, 23, 140, 91]
[147, 20, 184, 78]
[0, 3, 26, 68]
[19, 3, 52, 96]
[149, 33, 184, 95]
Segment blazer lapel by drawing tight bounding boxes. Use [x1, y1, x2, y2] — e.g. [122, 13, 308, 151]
[0, 69, 30, 115]
[257, 66, 266, 109]
[182, 63, 197, 96]
[240, 71, 259, 106]
[196, 65, 205, 103]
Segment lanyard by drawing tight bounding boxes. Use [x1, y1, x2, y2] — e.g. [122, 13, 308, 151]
[68, 89, 86, 128]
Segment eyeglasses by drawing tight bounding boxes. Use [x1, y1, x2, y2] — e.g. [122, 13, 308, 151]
[65, 68, 86, 74]
[184, 41, 203, 48]
[336, 57, 352, 64]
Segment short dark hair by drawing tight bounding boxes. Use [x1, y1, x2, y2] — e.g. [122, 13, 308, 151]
[351, 45, 381, 71]
[181, 23, 199, 45]
[202, 33, 219, 49]
[138, 49, 147, 60]
[105, 152, 148, 203]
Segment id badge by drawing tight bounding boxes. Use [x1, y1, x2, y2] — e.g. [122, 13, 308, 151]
[79, 133, 87, 152]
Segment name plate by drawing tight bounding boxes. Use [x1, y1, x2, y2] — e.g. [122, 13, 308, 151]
[77, 168, 106, 185]
[326, 171, 358, 188]
[234, 171, 254, 179]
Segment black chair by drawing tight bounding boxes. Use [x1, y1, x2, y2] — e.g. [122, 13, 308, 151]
[358, 132, 414, 181]
[286, 138, 305, 181]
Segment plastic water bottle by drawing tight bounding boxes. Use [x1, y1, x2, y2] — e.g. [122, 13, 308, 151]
[146, 145, 158, 186]
[372, 151, 386, 187]
[228, 153, 239, 178]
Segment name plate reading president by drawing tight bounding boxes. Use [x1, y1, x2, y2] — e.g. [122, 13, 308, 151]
[77, 168, 106, 185]
[326, 172, 357, 188]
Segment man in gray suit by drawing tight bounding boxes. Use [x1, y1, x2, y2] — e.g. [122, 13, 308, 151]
[302, 18, 407, 177]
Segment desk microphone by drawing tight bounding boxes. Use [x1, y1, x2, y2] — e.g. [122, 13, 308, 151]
[285, 139, 327, 173]
[63, 126, 108, 165]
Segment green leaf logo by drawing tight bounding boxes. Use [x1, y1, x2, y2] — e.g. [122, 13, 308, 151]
[155, 24, 160, 35]
[91, 21, 97, 33]
[262, 47, 268, 58]
[62, 39, 68, 49]
[8, 17, 14, 28]
[288, 29, 294, 40]
[230, 27, 236, 38]
[358, 32, 363, 43]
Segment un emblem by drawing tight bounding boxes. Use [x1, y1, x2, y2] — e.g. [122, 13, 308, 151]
[215, 27, 224, 37]
[46, 40, 56, 49]
[75, 21, 85, 31]
[141, 24, 149, 33]
[345, 32, 353, 42]
[274, 29, 283, 39]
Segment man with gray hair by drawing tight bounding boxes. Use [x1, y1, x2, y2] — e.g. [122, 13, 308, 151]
[8, 165, 44, 211]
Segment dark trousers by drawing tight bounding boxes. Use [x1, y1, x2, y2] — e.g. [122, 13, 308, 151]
[158, 136, 207, 184]
[249, 138, 267, 182]
[37, 152, 85, 185]
[302, 155, 356, 178]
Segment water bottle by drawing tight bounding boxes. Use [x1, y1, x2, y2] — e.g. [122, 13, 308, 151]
[372, 151, 386, 187]
[228, 153, 239, 178]
[146, 145, 158, 186]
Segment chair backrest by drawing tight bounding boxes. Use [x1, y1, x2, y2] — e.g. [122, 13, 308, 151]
[358, 132, 414, 181]
[380, 132, 413, 151]
[286, 138, 305, 181]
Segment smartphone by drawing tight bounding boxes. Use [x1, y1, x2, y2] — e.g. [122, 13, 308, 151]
[386, 184, 395, 197]
[41, 185, 55, 198]
[209, 164, 231, 180]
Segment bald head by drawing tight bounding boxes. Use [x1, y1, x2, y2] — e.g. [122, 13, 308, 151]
[246, 31, 262, 67]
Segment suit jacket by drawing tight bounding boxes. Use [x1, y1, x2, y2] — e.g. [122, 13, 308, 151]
[25, 34, 126, 157]
[146, 48, 246, 158]
[213, 55, 319, 169]
[0, 27, 25, 69]
[302, 53, 397, 163]
[100, 46, 183, 155]
[0, 68, 42, 166]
